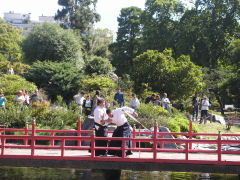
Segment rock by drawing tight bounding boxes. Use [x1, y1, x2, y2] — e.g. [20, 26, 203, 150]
[81, 116, 95, 146]
[157, 126, 177, 149]
[211, 113, 226, 125]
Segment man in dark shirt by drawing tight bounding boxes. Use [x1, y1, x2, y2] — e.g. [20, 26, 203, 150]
[145, 94, 156, 104]
[30, 89, 42, 104]
[192, 92, 200, 121]
[114, 88, 125, 107]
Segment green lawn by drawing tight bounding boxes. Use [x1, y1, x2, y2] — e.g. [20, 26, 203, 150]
[196, 122, 240, 134]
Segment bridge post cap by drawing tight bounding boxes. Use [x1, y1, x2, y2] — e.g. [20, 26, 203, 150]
[133, 124, 136, 130]
[92, 128, 95, 135]
[154, 119, 158, 127]
[218, 131, 221, 138]
[78, 116, 81, 121]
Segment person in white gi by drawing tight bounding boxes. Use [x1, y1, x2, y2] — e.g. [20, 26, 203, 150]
[93, 98, 111, 156]
[106, 107, 138, 157]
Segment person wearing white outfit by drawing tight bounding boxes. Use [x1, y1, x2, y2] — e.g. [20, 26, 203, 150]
[130, 93, 140, 109]
[161, 93, 171, 110]
[107, 107, 138, 157]
[73, 91, 85, 114]
[93, 98, 111, 156]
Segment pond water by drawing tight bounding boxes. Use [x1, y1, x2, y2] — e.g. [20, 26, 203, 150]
[0, 167, 238, 180]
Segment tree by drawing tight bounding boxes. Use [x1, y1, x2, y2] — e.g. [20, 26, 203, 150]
[110, 6, 143, 75]
[141, 0, 184, 52]
[132, 49, 203, 101]
[26, 61, 84, 101]
[80, 75, 115, 94]
[55, 0, 100, 34]
[85, 56, 112, 76]
[0, 61, 30, 75]
[22, 23, 83, 68]
[0, 18, 23, 62]
[175, 0, 240, 67]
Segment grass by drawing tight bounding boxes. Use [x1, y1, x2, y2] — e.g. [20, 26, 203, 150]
[196, 122, 240, 136]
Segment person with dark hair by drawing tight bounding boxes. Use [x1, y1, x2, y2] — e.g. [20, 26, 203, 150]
[114, 88, 125, 107]
[93, 98, 111, 156]
[83, 95, 93, 116]
[92, 90, 100, 113]
[192, 92, 200, 121]
[107, 107, 138, 157]
[130, 93, 140, 109]
[145, 94, 156, 104]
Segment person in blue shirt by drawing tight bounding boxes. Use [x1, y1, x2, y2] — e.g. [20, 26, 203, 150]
[114, 88, 125, 107]
[0, 93, 7, 111]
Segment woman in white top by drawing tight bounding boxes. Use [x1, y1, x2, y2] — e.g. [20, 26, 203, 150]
[130, 93, 140, 109]
[161, 93, 170, 110]
[200, 95, 210, 124]
[13, 91, 25, 105]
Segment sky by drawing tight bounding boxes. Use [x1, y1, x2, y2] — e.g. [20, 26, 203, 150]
[0, 0, 146, 35]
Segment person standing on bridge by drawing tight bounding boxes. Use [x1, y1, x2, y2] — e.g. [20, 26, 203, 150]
[93, 98, 111, 156]
[106, 107, 138, 157]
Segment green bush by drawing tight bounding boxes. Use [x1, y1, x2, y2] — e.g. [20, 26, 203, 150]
[22, 23, 83, 67]
[81, 75, 116, 95]
[85, 56, 112, 76]
[136, 103, 169, 128]
[26, 61, 83, 101]
[0, 74, 37, 102]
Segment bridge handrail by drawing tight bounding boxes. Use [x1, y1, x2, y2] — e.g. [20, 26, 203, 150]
[0, 118, 240, 165]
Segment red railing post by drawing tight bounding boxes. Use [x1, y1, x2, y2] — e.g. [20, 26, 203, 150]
[77, 116, 81, 146]
[153, 120, 158, 160]
[189, 120, 192, 150]
[91, 128, 95, 158]
[31, 118, 36, 157]
[122, 139, 126, 158]
[217, 131, 222, 162]
[24, 122, 28, 145]
[1, 137, 5, 155]
[61, 139, 65, 157]
[132, 124, 136, 149]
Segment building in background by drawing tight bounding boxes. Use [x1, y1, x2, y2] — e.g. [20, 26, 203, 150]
[3, 11, 56, 36]
[39, 15, 55, 23]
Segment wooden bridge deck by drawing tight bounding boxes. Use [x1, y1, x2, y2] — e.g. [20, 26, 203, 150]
[0, 148, 240, 174]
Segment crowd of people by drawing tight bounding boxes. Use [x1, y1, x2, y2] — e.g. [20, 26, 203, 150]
[144, 92, 171, 110]
[0, 89, 43, 112]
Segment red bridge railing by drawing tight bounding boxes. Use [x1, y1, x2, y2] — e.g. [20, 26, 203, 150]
[0, 117, 240, 165]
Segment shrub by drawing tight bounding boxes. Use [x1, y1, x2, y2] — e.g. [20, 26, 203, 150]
[22, 23, 83, 67]
[81, 75, 116, 95]
[0, 74, 37, 102]
[26, 61, 83, 101]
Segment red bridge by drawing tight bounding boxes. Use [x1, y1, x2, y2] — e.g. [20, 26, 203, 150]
[0, 118, 240, 174]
